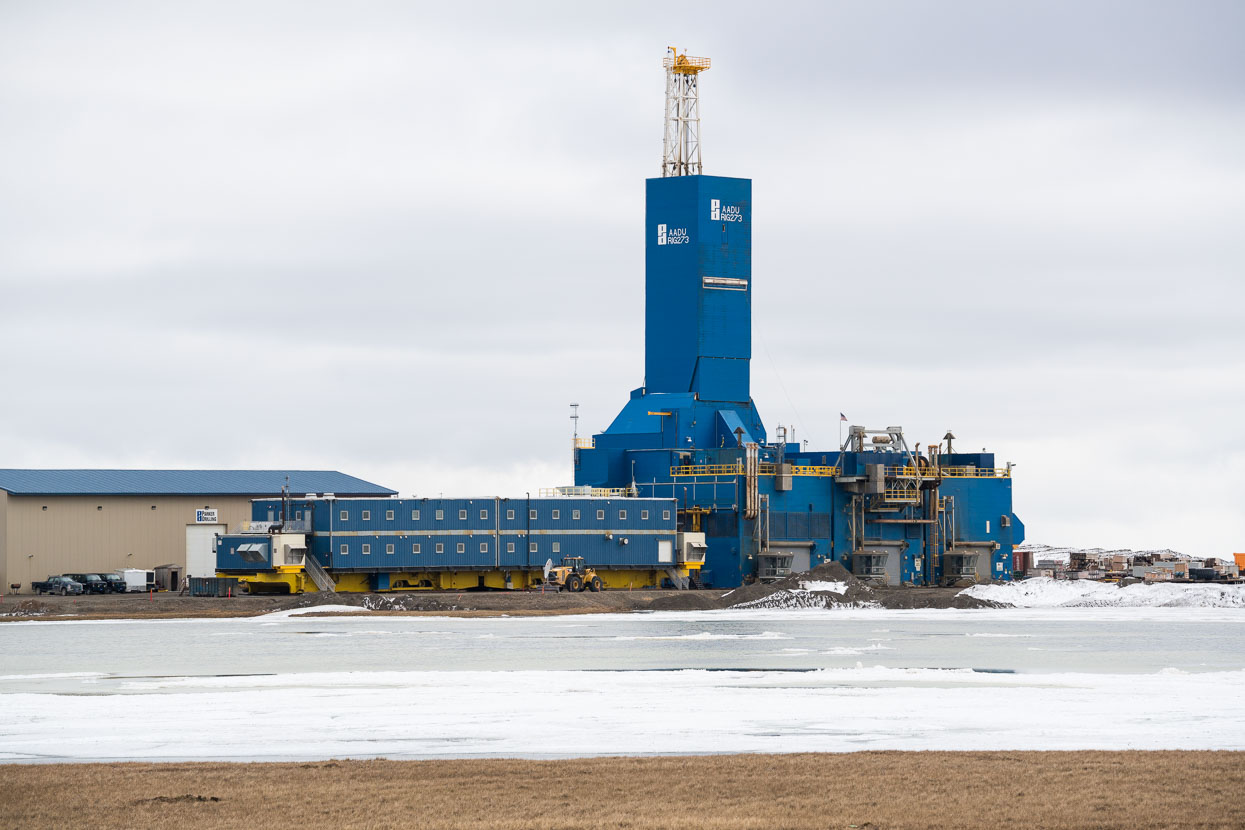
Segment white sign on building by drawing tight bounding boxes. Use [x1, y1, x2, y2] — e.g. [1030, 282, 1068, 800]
[195, 509, 218, 524]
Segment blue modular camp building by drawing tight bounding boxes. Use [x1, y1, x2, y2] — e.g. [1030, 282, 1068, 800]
[217, 495, 688, 593]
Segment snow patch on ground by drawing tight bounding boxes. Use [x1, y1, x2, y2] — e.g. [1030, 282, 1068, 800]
[797, 580, 848, 595]
[733, 592, 881, 610]
[256, 605, 372, 619]
[962, 577, 1245, 608]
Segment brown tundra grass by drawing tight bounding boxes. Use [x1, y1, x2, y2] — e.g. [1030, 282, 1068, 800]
[3, 751, 1242, 829]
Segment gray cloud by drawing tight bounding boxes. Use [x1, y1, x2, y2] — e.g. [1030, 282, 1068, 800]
[1, 1, 1242, 554]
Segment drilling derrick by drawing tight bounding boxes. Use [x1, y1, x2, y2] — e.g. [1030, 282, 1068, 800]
[661, 47, 711, 177]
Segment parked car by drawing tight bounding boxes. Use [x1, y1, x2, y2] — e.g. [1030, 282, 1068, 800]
[32, 576, 84, 596]
[103, 573, 127, 593]
[64, 573, 109, 594]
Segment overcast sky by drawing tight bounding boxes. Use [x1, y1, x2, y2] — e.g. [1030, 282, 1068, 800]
[2, 1, 1242, 555]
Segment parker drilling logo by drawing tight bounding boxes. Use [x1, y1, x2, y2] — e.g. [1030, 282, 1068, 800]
[710, 199, 743, 222]
[657, 223, 689, 245]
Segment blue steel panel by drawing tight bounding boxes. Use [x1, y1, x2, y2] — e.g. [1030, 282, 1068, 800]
[644, 175, 751, 402]
[215, 534, 270, 571]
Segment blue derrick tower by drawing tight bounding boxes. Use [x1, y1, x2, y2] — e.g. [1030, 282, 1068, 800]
[574, 172, 1023, 587]
[573, 49, 1022, 588]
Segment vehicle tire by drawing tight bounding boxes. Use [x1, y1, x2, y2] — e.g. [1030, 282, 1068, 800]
[589, 577, 603, 592]
[565, 574, 583, 593]
[59, 586, 66, 596]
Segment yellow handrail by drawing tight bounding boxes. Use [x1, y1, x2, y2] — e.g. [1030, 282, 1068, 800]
[885, 466, 1011, 479]
[788, 465, 839, 477]
[663, 50, 711, 74]
[572, 437, 595, 450]
[671, 463, 1007, 479]
[670, 464, 742, 476]
[939, 467, 1010, 478]
[671, 464, 840, 477]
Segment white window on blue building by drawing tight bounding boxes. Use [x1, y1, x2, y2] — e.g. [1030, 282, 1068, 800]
[507, 542, 515, 553]
[386, 510, 394, 521]
[529, 542, 538, 553]
[663, 510, 670, 521]
[507, 509, 515, 520]
[480, 509, 488, 520]
[436, 509, 444, 521]
[552, 542, 560, 553]
[362, 510, 371, 521]
[572, 509, 580, 520]
[457, 542, 465, 553]
[412, 509, 420, 521]
[529, 509, 537, 520]
[552, 509, 560, 520]
[619, 509, 627, 521]
[479, 542, 488, 553]
[641, 510, 649, 520]
[340, 544, 348, 556]
[340, 510, 348, 522]
[386, 544, 394, 555]
[459, 509, 467, 520]
[596, 509, 605, 520]
[436, 543, 444, 553]
[413, 543, 421, 554]
[361, 544, 371, 555]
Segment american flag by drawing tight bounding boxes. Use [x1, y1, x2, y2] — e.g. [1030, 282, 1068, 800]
[840, 412, 847, 422]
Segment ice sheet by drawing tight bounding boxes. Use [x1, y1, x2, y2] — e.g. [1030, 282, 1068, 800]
[2, 666, 1241, 762]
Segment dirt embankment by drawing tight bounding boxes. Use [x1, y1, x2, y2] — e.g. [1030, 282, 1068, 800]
[0, 589, 684, 621]
[1, 564, 1003, 621]
[650, 561, 1002, 611]
[3, 751, 1241, 830]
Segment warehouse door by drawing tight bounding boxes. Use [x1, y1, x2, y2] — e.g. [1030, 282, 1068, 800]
[186, 524, 225, 578]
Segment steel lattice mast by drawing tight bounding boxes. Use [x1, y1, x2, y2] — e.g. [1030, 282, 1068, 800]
[661, 46, 711, 177]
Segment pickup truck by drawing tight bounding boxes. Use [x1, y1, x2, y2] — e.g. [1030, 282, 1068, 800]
[64, 573, 110, 594]
[32, 576, 85, 595]
[103, 573, 127, 593]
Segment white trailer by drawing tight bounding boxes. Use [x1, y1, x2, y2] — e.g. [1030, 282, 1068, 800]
[115, 568, 155, 593]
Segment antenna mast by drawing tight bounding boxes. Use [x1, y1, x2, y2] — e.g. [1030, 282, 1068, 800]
[661, 47, 711, 177]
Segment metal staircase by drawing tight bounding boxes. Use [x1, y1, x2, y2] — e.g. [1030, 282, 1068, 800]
[303, 555, 336, 593]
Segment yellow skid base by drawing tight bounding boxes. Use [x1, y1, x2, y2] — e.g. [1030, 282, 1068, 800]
[223, 568, 693, 594]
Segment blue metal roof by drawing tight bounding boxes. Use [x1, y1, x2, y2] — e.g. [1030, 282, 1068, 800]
[0, 470, 396, 497]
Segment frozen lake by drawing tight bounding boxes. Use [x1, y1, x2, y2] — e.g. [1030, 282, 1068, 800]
[2, 607, 1243, 762]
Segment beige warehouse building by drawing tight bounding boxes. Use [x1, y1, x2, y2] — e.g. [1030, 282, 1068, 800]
[0, 470, 394, 593]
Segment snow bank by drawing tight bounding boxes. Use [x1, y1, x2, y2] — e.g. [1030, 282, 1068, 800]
[962, 577, 1245, 608]
[733, 591, 880, 610]
[255, 605, 371, 619]
[798, 580, 848, 595]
